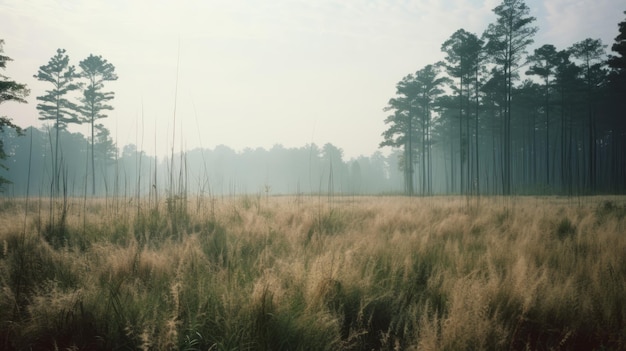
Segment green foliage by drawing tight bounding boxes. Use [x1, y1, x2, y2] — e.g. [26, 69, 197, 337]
[33, 48, 81, 129]
[0, 39, 28, 192]
[0, 39, 29, 106]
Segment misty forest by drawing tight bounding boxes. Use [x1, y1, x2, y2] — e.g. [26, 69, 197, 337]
[1, 5, 626, 197]
[1, 1, 626, 350]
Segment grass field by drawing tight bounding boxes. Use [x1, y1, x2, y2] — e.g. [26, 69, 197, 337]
[1, 195, 625, 350]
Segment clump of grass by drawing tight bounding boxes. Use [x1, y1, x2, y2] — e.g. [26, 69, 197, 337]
[596, 199, 626, 223]
[555, 217, 576, 240]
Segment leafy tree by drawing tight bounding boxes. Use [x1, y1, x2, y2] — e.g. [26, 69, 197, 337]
[78, 54, 118, 195]
[34, 48, 81, 193]
[483, 0, 538, 195]
[527, 44, 559, 185]
[0, 39, 29, 192]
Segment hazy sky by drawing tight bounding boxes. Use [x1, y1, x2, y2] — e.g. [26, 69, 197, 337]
[1, 0, 623, 159]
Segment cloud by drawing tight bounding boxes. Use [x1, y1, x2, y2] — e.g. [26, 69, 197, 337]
[540, 0, 623, 49]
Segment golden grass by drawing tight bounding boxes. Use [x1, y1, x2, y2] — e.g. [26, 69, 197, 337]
[0, 195, 625, 350]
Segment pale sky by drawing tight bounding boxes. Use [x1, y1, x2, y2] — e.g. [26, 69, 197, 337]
[1, 0, 623, 159]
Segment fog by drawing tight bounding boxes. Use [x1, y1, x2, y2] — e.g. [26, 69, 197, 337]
[1, 0, 625, 196]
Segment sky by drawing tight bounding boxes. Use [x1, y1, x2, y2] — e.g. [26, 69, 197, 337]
[1, 0, 624, 160]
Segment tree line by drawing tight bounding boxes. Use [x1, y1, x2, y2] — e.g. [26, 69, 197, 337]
[380, 0, 626, 196]
[4, 39, 407, 197]
[0, 126, 406, 196]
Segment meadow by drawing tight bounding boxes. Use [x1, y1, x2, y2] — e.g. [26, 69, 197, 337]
[0, 194, 625, 350]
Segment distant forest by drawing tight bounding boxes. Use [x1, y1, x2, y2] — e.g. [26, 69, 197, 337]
[1, 0, 625, 197]
[0, 128, 404, 196]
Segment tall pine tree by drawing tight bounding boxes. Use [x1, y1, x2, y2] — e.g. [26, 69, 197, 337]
[483, 0, 537, 195]
[34, 48, 80, 194]
[78, 54, 117, 195]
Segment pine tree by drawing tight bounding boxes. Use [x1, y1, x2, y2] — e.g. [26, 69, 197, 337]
[483, 0, 538, 195]
[0, 39, 29, 192]
[78, 54, 117, 195]
[34, 48, 80, 193]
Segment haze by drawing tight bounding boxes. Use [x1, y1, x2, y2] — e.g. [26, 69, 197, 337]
[1, 0, 623, 159]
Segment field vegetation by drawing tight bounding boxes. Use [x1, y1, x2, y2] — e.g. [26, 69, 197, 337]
[0, 195, 625, 350]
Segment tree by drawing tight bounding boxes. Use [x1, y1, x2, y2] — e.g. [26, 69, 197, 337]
[414, 64, 450, 195]
[527, 44, 559, 186]
[441, 29, 484, 194]
[380, 74, 420, 195]
[483, 0, 537, 195]
[0, 39, 29, 192]
[78, 54, 118, 195]
[34, 48, 81, 194]
[480, 67, 508, 194]
[606, 11, 626, 192]
[570, 38, 607, 191]
[321, 143, 344, 195]
[512, 80, 542, 189]
[94, 124, 117, 164]
[380, 66, 448, 196]
[553, 49, 581, 193]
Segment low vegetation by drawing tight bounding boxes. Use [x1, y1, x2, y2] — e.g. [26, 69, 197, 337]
[1, 195, 625, 350]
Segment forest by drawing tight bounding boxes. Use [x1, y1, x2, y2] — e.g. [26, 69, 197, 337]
[381, 2, 626, 196]
[1, 1, 626, 198]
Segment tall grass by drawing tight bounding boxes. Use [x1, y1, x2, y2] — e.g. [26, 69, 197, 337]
[0, 195, 625, 350]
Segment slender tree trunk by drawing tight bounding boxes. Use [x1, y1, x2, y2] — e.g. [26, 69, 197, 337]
[91, 115, 96, 196]
[54, 104, 60, 196]
[54, 80, 61, 196]
[505, 48, 513, 195]
[421, 116, 425, 196]
[459, 75, 464, 195]
[474, 68, 480, 195]
[407, 115, 414, 196]
[560, 87, 566, 193]
[427, 107, 432, 195]
[450, 135, 455, 193]
[465, 82, 474, 194]
[588, 101, 595, 192]
[545, 80, 550, 187]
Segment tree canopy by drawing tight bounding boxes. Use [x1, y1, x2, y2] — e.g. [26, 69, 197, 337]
[0, 39, 29, 192]
[380, 0, 625, 195]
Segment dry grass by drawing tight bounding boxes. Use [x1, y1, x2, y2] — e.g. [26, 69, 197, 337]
[0, 195, 625, 350]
